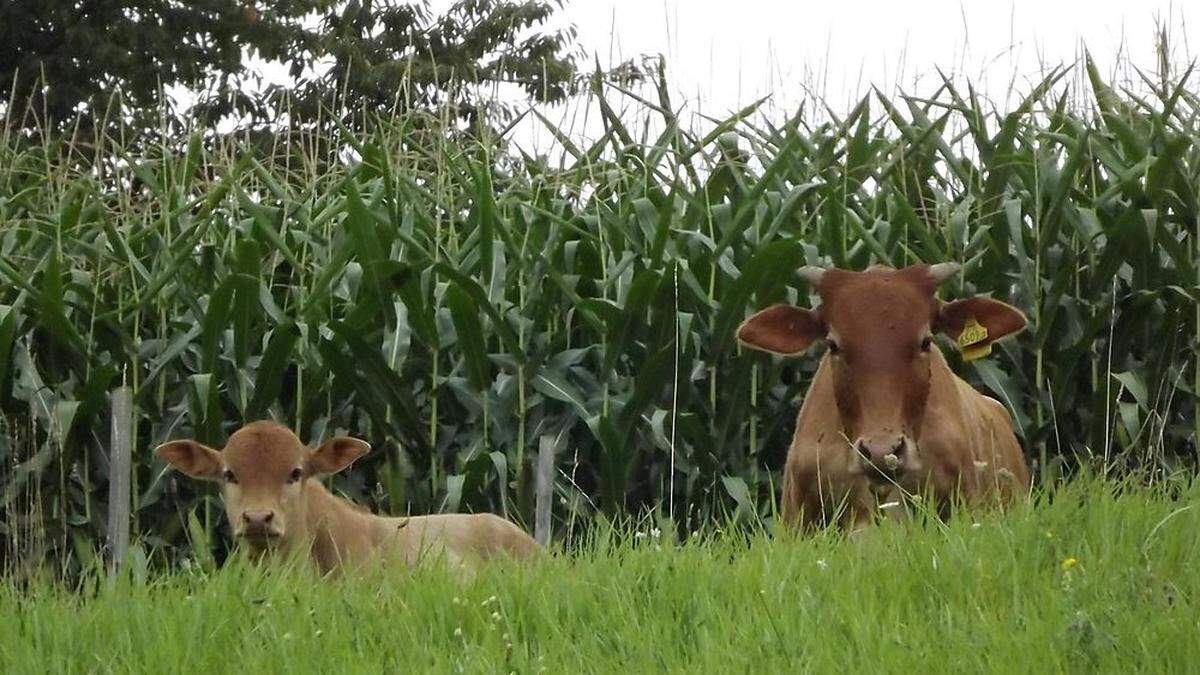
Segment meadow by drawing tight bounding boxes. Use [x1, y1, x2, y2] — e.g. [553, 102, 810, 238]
[2, 477, 1197, 672]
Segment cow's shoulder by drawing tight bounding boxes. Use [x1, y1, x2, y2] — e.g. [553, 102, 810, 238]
[969, 391, 1016, 431]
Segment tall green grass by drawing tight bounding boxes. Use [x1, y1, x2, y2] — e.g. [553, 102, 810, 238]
[2, 477, 1198, 671]
[0, 51, 1196, 572]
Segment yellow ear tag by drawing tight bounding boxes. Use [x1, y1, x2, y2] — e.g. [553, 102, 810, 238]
[957, 317, 990, 361]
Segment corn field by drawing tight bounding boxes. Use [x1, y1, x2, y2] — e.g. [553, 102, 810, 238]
[0, 57, 1197, 572]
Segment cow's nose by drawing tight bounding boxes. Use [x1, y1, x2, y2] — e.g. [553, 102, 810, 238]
[854, 436, 909, 478]
[242, 509, 276, 535]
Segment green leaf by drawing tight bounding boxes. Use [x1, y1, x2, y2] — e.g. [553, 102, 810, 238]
[721, 476, 755, 516]
[1112, 371, 1149, 411]
[246, 323, 301, 421]
[445, 285, 491, 392]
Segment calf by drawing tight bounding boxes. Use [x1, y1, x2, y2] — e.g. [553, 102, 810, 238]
[737, 263, 1031, 530]
[156, 421, 538, 574]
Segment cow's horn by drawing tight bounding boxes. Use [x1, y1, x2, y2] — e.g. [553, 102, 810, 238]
[929, 262, 960, 284]
[798, 266, 826, 286]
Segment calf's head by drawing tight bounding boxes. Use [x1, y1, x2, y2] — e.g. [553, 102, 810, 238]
[155, 421, 370, 547]
[737, 263, 1025, 488]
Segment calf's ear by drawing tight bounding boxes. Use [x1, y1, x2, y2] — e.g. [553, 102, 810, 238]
[155, 440, 223, 480]
[936, 296, 1027, 348]
[307, 437, 372, 476]
[736, 304, 825, 356]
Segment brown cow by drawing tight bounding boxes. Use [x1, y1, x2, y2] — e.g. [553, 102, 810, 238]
[156, 421, 539, 575]
[737, 263, 1031, 530]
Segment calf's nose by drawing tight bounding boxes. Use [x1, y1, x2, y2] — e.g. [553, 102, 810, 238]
[242, 509, 276, 536]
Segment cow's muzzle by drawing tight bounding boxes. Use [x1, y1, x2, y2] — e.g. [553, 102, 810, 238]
[854, 435, 913, 485]
[237, 509, 284, 544]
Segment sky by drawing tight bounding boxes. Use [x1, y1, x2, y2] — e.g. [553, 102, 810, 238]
[507, 0, 1193, 153]
[549, 0, 1192, 111]
[250, 0, 1194, 153]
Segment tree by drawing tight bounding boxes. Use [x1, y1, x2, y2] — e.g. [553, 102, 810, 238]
[279, 0, 583, 129]
[0, 0, 321, 132]
[0, 0, 589, 136]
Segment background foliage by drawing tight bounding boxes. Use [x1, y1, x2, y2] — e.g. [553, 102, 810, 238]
[0, 51, 1197, 572]
[0, 0, 586, 135]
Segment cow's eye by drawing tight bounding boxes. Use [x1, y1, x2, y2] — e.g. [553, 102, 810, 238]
[222, 469, 238, 484]
[825, 339, 841, 355]
[288, 467, 303, 484]
[920, 336, 933, 352]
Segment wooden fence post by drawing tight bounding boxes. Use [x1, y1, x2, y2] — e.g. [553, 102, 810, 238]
[107, 386, 132, 575]
[534, 434, 557, 547]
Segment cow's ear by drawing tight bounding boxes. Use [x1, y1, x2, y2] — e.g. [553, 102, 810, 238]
[306, 437, 371, 476]
[155, 440, 223, 480]
[736, 304, 825, 356]
[936, 297, 1026, 346]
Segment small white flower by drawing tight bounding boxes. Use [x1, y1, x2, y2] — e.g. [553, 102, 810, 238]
[634, 531, 647, 540]
[816, 559, 828, 570]
[650, 527, 662, 539]
[491, 611, 501, 621]
[454, 627, 463, 637]
[974, 461, 989, 472]
[971, 522, 982, 529]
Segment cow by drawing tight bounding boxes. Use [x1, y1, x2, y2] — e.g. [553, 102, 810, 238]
[736, 262, 1031, 531]
[156, 420, 539, 575]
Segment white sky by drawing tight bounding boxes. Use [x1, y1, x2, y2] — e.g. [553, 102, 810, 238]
[552, 0, 1192, 109]
[515, 0, 1193, 153]
[250, 0, 1194, 154]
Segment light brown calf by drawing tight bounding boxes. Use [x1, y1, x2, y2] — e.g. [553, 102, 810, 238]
[737, 263, 1031, 531]
[156, 421, 538, 575]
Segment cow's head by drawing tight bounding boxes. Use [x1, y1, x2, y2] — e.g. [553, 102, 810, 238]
[155, 421, 370, 548]
[737, 263, 1025, 489]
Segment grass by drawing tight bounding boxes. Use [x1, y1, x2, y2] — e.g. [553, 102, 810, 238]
[3, 477, 1198, 672]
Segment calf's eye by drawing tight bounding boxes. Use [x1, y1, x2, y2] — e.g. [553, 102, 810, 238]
[920, 336, 933, 352]
[222, 469, 238, 484]
[288, 467, 304, 484]
[825, 339, 841, 355]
